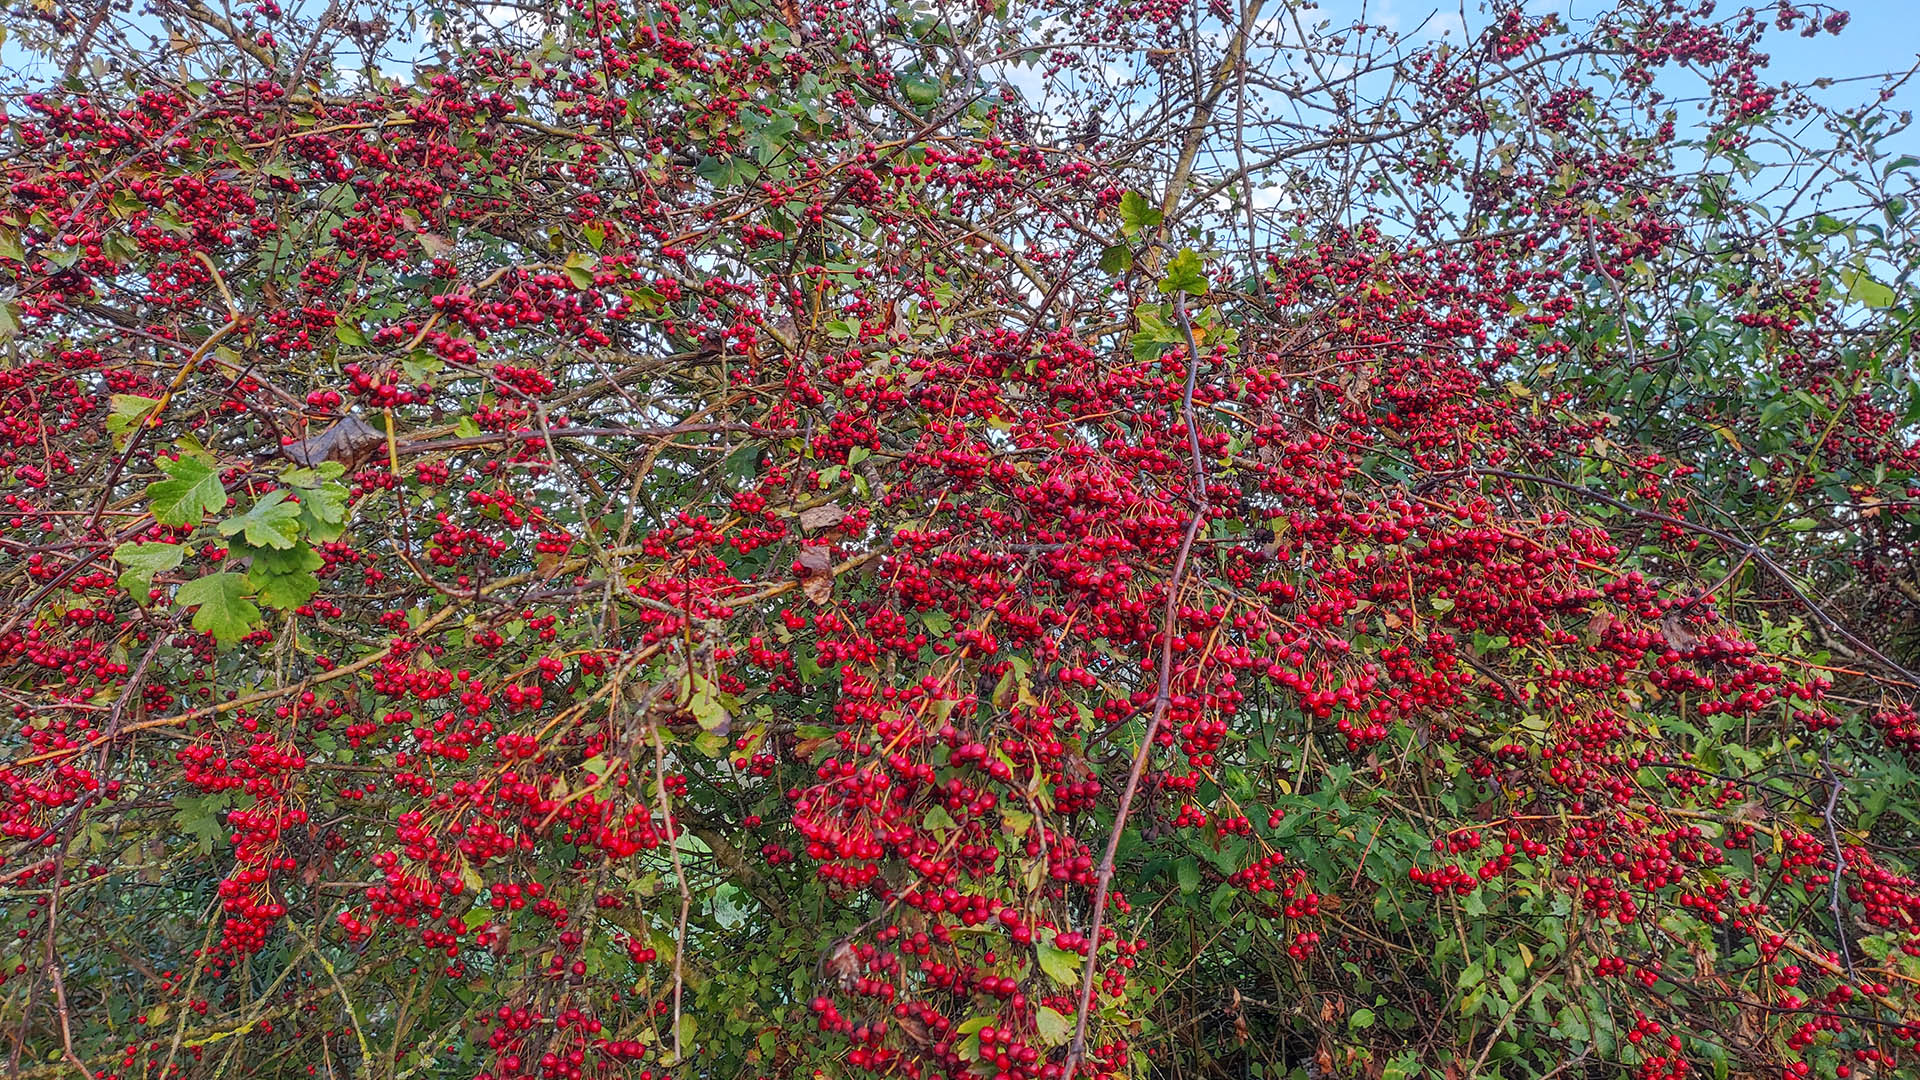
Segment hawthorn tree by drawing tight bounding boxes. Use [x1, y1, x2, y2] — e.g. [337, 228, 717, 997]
[2, 0, 1920, 1076]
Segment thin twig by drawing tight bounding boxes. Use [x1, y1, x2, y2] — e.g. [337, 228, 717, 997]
[42, 964, 87, 1080]
[1819, 733, 1855, 980]
[650, 724, 693, 1064]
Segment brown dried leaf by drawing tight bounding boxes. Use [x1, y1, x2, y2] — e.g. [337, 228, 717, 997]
[798, 544, 835, 604]
[1660, 612, 1699, 652]
[825, 939, 861, 991]
[285, 412, 383, 469]
[798, 503, 847, 533]
[896, 1015, 933, 1048]
[825, 940, 858, 976]
[415, 232, 455, 259]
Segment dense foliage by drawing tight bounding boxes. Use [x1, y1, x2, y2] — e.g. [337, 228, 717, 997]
[2, 0, 1920, 1076]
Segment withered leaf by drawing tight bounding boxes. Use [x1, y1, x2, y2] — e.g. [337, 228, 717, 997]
[1659, 612, 1699, 652]
[415, 232, 455, 259]
[798, 544, 835, 604]
[284, 412, 384, 469]
[802, 574, 834, 605]
[824, 939, 860, 990]
[798, 503, 846, 533]
[896, 1015, 932, 1047]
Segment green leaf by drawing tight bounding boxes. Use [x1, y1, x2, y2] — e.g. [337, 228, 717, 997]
[1000, 808, 1033, 836]
[1349, 1008, 1375, 1031]
[1034, 1006, 1072, 1046]
[1381, 1052, 1422, 1080]
[1159, 248, 1207, 295]
[1176, 858, 1200, 894]
[334, 318, 369, 347]
[252, 568, 321, 611]
[218, 490, 303, 550]
[923, 805, 959, 834]
[112, 541, 183, 601]
[175, 573, 261, 645]
[1099, 243, 1133, 274]
[955, 1032, 982, 1062]
[401, 355, 444, 384]
[1783, 517, 1819, 532]
[146, 456, 227, 526]
[283, 472, 350, 541]
[242, 540, 324, 577]
[686, 672, 731, 733]
[695, 154, 759, 187]
[105, 394, 161, 448]
[1036, 942, 1081, 985]
[171, 794, 230, 854]
[1119, 190, 1162, 237]
[899, 73, 940, 107]
[1839, 267, 1897, 308]
[669, 1012, 697, 1061]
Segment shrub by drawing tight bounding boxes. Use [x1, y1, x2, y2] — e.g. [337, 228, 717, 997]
[1, 0, 1918, 1077]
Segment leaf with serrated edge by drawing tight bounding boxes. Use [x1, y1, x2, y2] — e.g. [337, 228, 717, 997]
[1036, 942, 1081, 985]
[112, 541, 183, 602]
[175, 573, 261, 645]
[253, 569, 320, 611]
[147, 457, 226, 526]
[1034, 1007, 1072, 1046]
[218, 490, 302, 549]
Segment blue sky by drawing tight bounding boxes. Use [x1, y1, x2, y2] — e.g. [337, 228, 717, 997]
[1735, 0, 1919, 97]
[7, 0, 1912, 120]
[1362, 0, 1920, 119]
